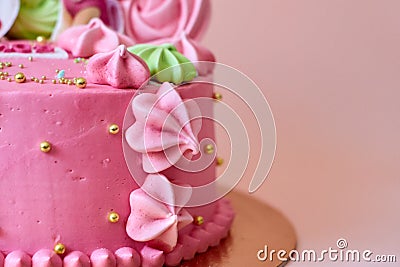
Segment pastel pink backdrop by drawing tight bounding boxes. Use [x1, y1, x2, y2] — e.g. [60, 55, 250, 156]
[203, 0, 400, 266]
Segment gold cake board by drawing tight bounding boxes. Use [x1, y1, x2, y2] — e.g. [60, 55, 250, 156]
[181, 191, 297, 267]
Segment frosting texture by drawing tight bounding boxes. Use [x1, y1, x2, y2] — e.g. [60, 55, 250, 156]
[128, 44, 197, 84]
[86, 45, 150, 89]
[121, 0, 211, 43]
[57, 18, 134, 58]
[125, 82, 201, 173]
[126, 174, 193, 253]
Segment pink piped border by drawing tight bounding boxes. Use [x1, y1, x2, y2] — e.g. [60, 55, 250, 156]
[0, 199, 234, 267]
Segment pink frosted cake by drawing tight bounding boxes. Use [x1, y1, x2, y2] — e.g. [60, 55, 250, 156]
[0, 1, 234, 267]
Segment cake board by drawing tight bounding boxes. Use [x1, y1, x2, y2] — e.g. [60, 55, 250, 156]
[181, 191, 297, 266]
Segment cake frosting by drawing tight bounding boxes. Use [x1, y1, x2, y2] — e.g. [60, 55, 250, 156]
[0, 1, 234, 266]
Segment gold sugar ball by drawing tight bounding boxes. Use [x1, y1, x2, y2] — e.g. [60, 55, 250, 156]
[28, 56, 33, 62]
[75, 77, 87, 89]
[54, 243, 66, 255]
[52, 79, 57, 84]
[14, 72, 26, 83]
[5, 62, 11, 67]
[108, 124, 120, 135]
[40, 141, 52, 153]
[213, 92, 223, 101]
[36, 36, 46, 44]
[216, 157, 224, 166]
[41, 75, 46, 80]
[204, 144, 214, 154]
[39, 80, 44, 84]
[3, 72, 8, 76]
[108, 212, 120, 223]
[55, 69, 60, 73]
[67, 80, 73, 85]
[18, 64, 24, 69]
[0, 76, 4, 80]
[193, 216, 204, 226]
[7, 77, 12, 82]
[0, 71, 3, 75]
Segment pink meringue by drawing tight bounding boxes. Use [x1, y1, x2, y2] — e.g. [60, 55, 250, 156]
[121, 0, 211, 43]
[57, 18, 134, 58]
[174, 33, 215, 76]
[86, 45, 150, 89]
[126, 174, 193, 253]
[125, 82, 202, 173]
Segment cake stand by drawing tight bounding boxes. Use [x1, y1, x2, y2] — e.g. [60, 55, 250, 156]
[181, 191, 297, 267]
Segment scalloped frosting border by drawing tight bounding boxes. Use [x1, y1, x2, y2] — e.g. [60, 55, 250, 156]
[0, 199, 234, 267]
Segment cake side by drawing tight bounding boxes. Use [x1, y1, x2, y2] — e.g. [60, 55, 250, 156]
[0, 57, 233, 266]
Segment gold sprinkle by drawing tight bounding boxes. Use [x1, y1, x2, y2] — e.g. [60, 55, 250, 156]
[75, 77, 87, 89]
[193, 216, 204, 226]
[31, 77, 36, 81]
[0, 71, 3, 75]
[55, 69, 60, 73]
[18, 64, 24, 69]
[3, 72, 8, 77]
[54, 243, 66, 255]
[67, 80, 73, 85]
[14, 72, 26, 83]
[28, 56, 33, 62]
[36, 36, 46, 44]
[108, 124, 120, 135]
[204, 144, 215, 154]
[108, 212, 120, 223]
[52, 79, 56, 84]
[0, 76, 4, 80]
[213, 92, 223, 101]
[5, 62, 11, 67]
[216, 157, 224, 166]
[41, 75, 46, 80]
[40, 141, 52, 153]
[7, 77, 12, 82]
[39, 80, 44, 84]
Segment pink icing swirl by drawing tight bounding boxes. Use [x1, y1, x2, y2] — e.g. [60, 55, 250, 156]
[86, 45, 150, 89]
[126, 174, 193, 253]
[57, 18, 134, 58]
[125, 82, 201, 173]
[174, 33, 215, 76]
[121, 0, 211, 43]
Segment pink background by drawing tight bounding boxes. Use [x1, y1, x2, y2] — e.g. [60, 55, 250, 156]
[203, 0, 400, 266]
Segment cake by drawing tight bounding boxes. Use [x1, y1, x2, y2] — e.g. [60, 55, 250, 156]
[0, 1, 234, 266]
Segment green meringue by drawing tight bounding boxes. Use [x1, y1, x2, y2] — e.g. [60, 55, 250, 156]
[128, 44, 197, 84]
[7, 0, 60, 40]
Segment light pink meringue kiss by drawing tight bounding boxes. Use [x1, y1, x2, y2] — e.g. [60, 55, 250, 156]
[125, 82, 201, 173]
[126, 174, 193, 253]
[86, 45, 150, 89]
[57, 18, 134, 58]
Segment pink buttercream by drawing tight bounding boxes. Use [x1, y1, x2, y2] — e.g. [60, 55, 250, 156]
[114, 247, 141, 267]
[86, 45, 150, 89]
[4, 251, 31, 267]
[125, 82, 201, 173]
[121, 0, 211, 43]
[90, 249, 116, 267]
[63, 252, 91, 267]
[174, 33, 215, 76]
[57, 18, 134, 57]
[126, 174, 193, 253]
[32, 250, 62, 267]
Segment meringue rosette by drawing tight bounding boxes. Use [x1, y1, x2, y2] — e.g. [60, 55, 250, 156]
[128, 43, 197, 84]
[126, 174, 193, 253]
[57, 18, 134, 58]
[125, 82, 201, 173]
[86, 45, 150, 89]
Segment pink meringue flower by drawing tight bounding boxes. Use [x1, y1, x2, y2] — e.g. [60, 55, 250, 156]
[122, 0, 211, 43]
[57, 18, 134, 58]
[125, 82, 202, 173]
[86, 45, 150, 89]
[126, 174, 193, 253]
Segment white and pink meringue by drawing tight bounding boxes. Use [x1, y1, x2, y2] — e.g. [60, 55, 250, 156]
[125, 82, 201, 173]
[57, 18, 134, 58]
[86, 45, 150, 89]
[126, 174, 193, 253]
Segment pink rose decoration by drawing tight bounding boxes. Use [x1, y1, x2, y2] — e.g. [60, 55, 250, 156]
[86, 45, 150, 89]
[125, 82, 202, 173]
[121, 0, 211, 43]
[57, 18, 134, 58]
[126, 174, 193, 253]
